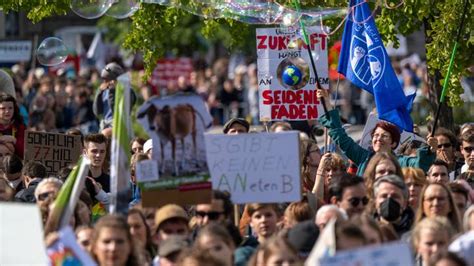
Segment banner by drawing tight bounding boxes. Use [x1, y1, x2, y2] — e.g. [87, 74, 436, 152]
[150, 57, 194, 90]
[205, 131, 301, 204]
[319, 242, 413, 266]
[24, 131, 82, 176]
[110, 74, 133, 214]
[0, 41, 32, 62]
[47, 227, 97, 266]
[137, 93, 213, 206]
[257, 27, 328, 121]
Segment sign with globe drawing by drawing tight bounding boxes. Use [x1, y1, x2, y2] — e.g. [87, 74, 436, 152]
[256, 27, 329, 121]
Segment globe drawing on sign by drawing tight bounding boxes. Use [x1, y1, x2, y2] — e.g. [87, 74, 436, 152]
[282, 65, 302, 87]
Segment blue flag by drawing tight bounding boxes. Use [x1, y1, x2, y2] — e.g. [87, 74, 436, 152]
[338, 0, 413, 132]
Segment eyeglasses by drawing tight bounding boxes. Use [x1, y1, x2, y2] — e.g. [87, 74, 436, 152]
[373, 134, 391, 140]
[463, 146, 474, 153]
[348, 197, 369, 207]
[437, 143, 452, 149]
[37, 191, 54, 201]
[195, 211, 224, 220]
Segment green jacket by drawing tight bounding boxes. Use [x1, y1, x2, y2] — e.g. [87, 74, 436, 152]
[318, 109, 435, 176]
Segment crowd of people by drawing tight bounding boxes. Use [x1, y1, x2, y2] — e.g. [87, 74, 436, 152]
[0, 54, 473, 266]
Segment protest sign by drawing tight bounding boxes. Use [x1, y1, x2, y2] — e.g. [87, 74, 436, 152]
[205, 131, 301, 204]
[24, 131, 82, 176]
[359, 113, 425, 153]
[319, 242, 413, 266]
[257, 27, 328, 121]
[47, 227, 97, 266]
[0, 203, 48, 265]
[137, 93, 213, 206]
[0, 40, 32, 62]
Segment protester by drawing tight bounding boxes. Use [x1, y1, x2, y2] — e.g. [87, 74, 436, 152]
[158, 236, 190, 266]
[312, 152, 346, 203]
[351, 214, 385, 244]
[75, 225, 94, 252]
[428, 251, 468, 266]
[463, 205, 474, 231]
[0, 93, 26, 158]
[247, 236, 301, 266]
[427, 160, 450, 184]
[449, 183, 470, 213]
[91, 214, 144, 266]
[34, 178, 63, 203]
[127, 208, 156, 263]
[315, 204, 348, 230]
[283, 199, 312, 229]
[0, 177, 14, 201]
[269, 121, 292, 132]
[15, 161, 47, 202]
[363, 152, 403, 199]
[412, 217, 455, 266]
[328, 174, 368, 218]
[130, 137, 146, 155]
[222, 117, 250, 134]
[373, 175, 413, 239]
[1, 154, 24, 194]
[414, 183, 463, 233]
[153, 204, 190, 248]
[403, 167, 427, 212]
[300, 138, 322, 192]
[176, 248, 223, 266]
[286, 220, 319, 259]
[317, 90, 437, 175]
[459, 132, 474, 186]
[335, 220, 367, 251]
[194, 223, 235, 266]
[434, 127, 463, 178]
[83, 133, 110, 204]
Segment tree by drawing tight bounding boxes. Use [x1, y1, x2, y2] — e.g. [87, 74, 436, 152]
[1, 0, 472, 129]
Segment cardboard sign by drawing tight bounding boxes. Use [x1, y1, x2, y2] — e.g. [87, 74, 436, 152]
[24, 131, 82, 176]
[319, 242, 413, 266]
[257, 27, 328, 121]
[0, 40, 32, 62]
[137, 93, 213, 206]
[359, 113, 425, 153]
[205, 131, 301, 204]
[47, 227, 97, 266]
[0, 203, 48, 265]
[136, 159, 160, 182]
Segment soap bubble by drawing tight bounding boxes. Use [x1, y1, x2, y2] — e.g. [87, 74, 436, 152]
[70, 0, 113, 19]
[106, 0, 140, 19]
[36, 38, 69, 66]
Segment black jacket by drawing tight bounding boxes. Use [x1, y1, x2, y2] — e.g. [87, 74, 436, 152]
[14, 178, 42, 203]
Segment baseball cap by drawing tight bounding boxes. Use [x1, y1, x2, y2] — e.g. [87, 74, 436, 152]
[222, 118, 250, 134]
[158, 236, 189, 257]
[154, 204, 189, 231]
[101, 62, 124, 81]
[287, 220, 320, 256]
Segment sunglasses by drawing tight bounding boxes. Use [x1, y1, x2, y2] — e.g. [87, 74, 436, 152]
[348, 197, 369, 207]
[463, 146, 474, 153]
[437, 143, 452, 149]
[195, 211, 224, 220]
[37, 191, 54, 201]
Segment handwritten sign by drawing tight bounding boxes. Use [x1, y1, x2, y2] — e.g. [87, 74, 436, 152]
[24, 131, 82, 176]
[319, 242, 413, 266]
[136, 159, 159, 182]
[257, 27, 328, 121]
[205, 131, 301, 204]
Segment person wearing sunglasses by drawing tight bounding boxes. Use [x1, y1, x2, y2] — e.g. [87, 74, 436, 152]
[459, 132, 474, 188]
[434, 127, 464, 179]
[34, 177, 62, 203]
[328, 174, 368, 218]
[373, 175, 413, 239]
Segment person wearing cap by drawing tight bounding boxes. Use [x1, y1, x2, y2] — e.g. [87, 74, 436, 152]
[93, 62, 136, 131]
[317, 101, 436, 176]
[223, 118, 250, 134]
[154, 236, 189, 266]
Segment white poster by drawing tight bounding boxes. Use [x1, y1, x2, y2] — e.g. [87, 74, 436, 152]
[257, 27, 329, 121]
[205, 131, 301, 204]
[0, 41, 32, 62]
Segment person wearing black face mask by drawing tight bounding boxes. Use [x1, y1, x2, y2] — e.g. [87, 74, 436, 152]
[373, 175, 414, 240]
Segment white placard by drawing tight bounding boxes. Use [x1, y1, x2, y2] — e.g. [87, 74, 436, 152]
[0, 203, 48, 265]
[205, 131, 301, 204]
[0, 41, 32, 62]
[359, 113, 425, 153]
[256, 27, 328, 121]
[319, 242, 413, 266]
[136, 159, 160, 182]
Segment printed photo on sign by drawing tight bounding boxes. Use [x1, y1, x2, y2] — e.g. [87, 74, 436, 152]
[205, 131, 301, 204]
[256, 27, 329, 121]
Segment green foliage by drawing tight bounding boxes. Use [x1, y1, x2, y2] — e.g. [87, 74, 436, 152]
[0, 0, 70, 23]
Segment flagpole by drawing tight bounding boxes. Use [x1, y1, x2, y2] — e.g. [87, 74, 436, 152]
[292, 0, 329, 116]
[431, 0, 469, 136]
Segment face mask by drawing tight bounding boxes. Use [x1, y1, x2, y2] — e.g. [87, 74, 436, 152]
[379, 197, 401, 222]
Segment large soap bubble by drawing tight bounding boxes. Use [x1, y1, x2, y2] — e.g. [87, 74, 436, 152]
[106, 0, 140, 19]
[70, 0, 113, 19]
[36, 37, 69, 67]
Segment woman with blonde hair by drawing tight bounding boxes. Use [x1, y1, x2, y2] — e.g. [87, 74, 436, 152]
[248, 236, 301, 266]
[312, 152, 347, 203]
[412, 217, 455, 266]
[300, 138, 321, 192]
[403, 167, 427, 212]
[363, 152, 403, 199]
[414, 183, 463, 233]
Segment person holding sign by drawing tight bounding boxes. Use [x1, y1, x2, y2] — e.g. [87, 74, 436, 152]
[0, 93, 25, 158]
[316, 89, 437, 175]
